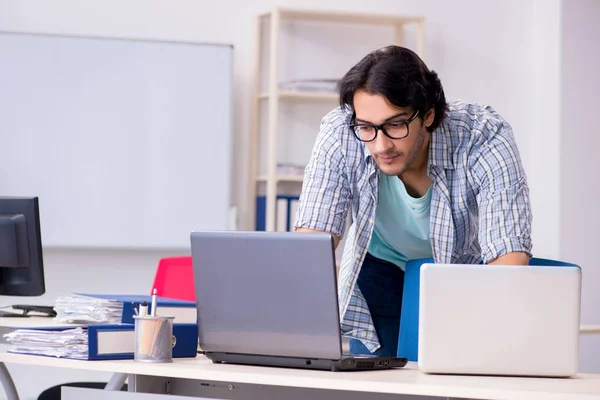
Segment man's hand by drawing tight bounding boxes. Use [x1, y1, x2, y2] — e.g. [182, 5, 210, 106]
[488, 252, 530, 266]
[296, 228, 341, 250]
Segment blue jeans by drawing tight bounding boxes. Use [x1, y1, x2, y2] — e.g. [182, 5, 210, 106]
[349, 253, 405, 357]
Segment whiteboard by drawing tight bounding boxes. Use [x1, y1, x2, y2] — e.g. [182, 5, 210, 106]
[0, 32, 233, 249]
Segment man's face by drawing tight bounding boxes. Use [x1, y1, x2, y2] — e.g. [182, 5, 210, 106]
[353, 90, 431, 177]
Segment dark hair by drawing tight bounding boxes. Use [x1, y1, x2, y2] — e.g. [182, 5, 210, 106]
[339, 45, 447, 132]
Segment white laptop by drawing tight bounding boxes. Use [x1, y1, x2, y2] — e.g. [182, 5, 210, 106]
[418, 263, 581, 377]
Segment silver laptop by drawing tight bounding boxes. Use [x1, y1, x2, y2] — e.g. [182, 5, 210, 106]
[418, 263, 581, 377]
[190, 230, 407, 371]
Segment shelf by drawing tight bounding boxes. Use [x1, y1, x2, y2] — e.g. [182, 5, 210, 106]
[257, 175, 304, 183]
[248, 8, 425, 232]
[259, 8, 424, 26]
[258, 91, 338, 101]
[580, 325, 600, 334]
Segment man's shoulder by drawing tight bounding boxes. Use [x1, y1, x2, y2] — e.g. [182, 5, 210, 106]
[317, 106, 363, 155]
[442, 99, 509, 139]
[440, 98, 515, 154]
[431, 98, 521, 174]
[444, 98, 508, 133]
[321, 105, 353, 130]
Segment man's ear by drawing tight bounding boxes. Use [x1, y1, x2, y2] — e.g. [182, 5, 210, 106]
[424, 108, 435, 128]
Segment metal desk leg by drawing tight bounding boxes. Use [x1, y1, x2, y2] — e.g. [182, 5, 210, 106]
[104, 373, 127, 391]
[0, 362, 19, 400]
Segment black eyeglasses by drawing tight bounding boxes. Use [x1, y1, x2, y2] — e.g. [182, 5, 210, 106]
[349, 110, 420, 142]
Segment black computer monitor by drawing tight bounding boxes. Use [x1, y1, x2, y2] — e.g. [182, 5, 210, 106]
[0, 196, 45, 296]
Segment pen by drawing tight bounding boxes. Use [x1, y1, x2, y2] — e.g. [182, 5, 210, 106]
[139, 301, 148, 317]
[151, 288, 157, 317]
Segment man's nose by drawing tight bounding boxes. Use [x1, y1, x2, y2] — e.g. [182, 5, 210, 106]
[373, 129, 394, 153]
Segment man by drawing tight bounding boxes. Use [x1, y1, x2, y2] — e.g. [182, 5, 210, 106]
[294, 45, 532, 356]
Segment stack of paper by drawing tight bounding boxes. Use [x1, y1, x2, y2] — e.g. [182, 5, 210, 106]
[54, 294, 123, 324]
[279, 78, 339, 93]
[4, 327, 89, 359]
[277, 162, 306, 177]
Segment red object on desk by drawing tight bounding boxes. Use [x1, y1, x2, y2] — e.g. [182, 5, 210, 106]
[151, 256, 196, 302]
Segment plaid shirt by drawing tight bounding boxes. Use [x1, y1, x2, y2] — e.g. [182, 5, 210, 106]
[294, 99, 533, 352]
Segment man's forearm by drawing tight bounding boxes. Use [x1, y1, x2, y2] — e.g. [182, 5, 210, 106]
[488, 252, 530, 266]
[296, 227, 341, 250]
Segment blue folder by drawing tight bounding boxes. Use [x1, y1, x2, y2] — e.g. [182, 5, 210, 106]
[255, 195, 300, 231]
[87, 323, 198, 360]
[9, 323, 198, 360]
[75, 293, 196, 324]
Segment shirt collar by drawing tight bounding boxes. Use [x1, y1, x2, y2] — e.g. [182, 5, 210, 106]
[428, 117, 455, 170]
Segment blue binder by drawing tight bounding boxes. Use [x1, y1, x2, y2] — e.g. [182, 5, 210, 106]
[9, 323, 198, 360]
[87, 323, 138, 360]
[255, 195, 300, 231]
[88, 323, 198, 360]
[75, 293, 197, 324]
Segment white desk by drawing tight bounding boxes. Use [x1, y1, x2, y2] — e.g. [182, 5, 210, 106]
[1, 318, 599, 400]
[1, 352, 600, 400]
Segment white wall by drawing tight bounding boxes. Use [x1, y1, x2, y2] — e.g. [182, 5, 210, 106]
[560, 0, 600, 376]
[529, 0, 562, 260]
[0, 0, 535, 231]
[0, 0, 598, 397]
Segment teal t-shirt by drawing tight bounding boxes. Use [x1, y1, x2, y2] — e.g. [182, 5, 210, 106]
[367, 172, 433, 270]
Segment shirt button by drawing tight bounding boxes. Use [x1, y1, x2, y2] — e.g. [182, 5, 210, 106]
[362, 332, 367, 338]
[369, 218, 374, 224]
[355, 253, 361, 259]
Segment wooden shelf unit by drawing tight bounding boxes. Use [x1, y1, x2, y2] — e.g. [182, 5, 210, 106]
[247, 8, 425, 231]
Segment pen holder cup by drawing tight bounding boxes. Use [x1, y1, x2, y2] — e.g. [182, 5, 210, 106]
[133, 315, 176, 363]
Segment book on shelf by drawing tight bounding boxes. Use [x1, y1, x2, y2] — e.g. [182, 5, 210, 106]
[256, 195, 300, 232]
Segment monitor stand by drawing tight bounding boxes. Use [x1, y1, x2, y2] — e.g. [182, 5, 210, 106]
[0, 310, 28, 318]
[0, 305, 56, 318]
